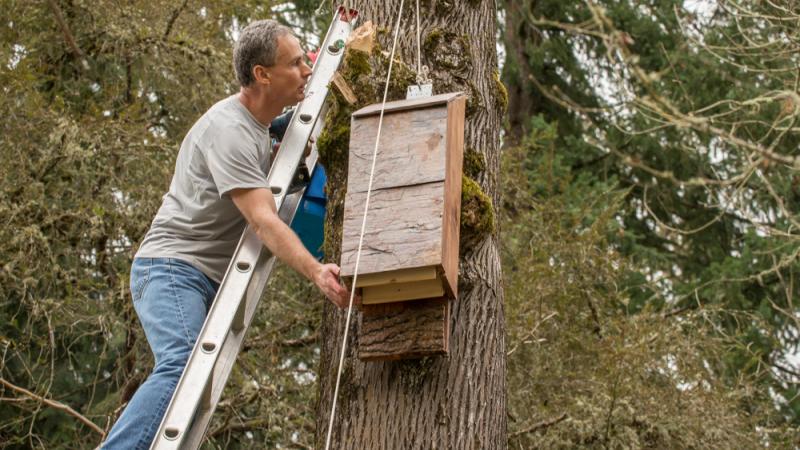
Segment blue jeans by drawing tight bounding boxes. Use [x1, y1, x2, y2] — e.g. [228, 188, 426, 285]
[102, 258, 219, 449]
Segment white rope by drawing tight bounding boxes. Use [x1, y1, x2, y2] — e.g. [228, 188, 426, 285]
[413, 0, 430, 85]
[415, 0, 421, 75]
[324, 2, 406, 449]
[314, 0, 330, 15]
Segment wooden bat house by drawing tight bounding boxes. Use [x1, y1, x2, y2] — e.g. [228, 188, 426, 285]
[340, 92, 466, 360]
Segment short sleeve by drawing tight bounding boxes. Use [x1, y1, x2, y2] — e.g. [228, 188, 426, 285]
[203, 123, 269, 198]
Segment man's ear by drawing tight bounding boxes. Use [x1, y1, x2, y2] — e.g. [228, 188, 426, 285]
[253, 65, 271, 85]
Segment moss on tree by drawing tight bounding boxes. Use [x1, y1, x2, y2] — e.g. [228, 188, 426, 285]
[423, 28, 472, 75]
[493, 70, 508, 113]
[460, 176, 495, 247]
[463, 147, 486, 178]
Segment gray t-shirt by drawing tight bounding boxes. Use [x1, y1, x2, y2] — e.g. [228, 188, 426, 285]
[136, 95, 271, 282]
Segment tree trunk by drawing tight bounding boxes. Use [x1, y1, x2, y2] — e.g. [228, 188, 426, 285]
[316, 1, 507, 448]
[501, 0, 542, 146]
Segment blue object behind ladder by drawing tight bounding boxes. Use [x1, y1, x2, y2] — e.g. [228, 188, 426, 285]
[291, 164, 327, 260]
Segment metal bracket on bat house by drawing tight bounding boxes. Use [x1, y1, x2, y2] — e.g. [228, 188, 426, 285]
[340, 92, 466, 361]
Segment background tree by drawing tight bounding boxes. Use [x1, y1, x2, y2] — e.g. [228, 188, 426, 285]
[502, 120, 796, 448]
[313, 0, 507, 448]
[501, 0, 800, 444]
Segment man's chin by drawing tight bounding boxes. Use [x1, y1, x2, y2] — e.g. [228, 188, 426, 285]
[283, 95, 304, 108]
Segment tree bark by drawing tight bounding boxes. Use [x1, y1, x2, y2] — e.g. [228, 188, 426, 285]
[501, 0, 541, 146]
[316, 1, 507, 448]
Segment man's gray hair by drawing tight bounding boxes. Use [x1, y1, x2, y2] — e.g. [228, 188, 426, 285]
[233, 19, 292, 87]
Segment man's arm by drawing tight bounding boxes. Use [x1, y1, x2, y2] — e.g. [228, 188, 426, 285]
[229, 187, 348, 308]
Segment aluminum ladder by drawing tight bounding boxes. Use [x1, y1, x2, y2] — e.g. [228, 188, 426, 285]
[150, 8, 357, 449]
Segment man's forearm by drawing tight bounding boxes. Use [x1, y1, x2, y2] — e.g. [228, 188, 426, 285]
[251, 211, 319, 281]
[229, 187, 322, 283]
[229, 187, 348, 307]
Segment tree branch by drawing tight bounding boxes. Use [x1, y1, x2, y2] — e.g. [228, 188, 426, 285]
[46, 0, 89, 70]
[510, 413, 568, 437]
[771, 360, 800, 380]
[241, 332, 319, 352]
[163, 0, 190, 40]
[0, 377, 105, 437]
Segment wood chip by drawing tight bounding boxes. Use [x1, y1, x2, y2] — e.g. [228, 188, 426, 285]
[332, 72, 357, 105]
[346, 20, 375, 54]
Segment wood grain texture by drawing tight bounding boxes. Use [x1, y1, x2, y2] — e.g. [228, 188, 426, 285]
[332, 72, 357, 105]
[340, 181, 445, 277]
[441, 97, 466, 298]
[358, 298, 449, 361]
[347, 106, 449, 193]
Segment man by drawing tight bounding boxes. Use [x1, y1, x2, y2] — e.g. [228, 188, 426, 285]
[101, 20, 348, 449]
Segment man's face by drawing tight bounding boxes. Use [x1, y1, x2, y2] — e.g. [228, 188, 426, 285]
[264, 34, 312, 108]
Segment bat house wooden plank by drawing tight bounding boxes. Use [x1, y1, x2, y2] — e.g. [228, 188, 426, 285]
[346, 106, 449, 193]
[340, 92, 465, 361]
[351, 92, 463, 117]
[362, 278, 445, 304]
[340, 181, 445, 277]
[441, 97, 466, 297]
[354, 266, 438, 288]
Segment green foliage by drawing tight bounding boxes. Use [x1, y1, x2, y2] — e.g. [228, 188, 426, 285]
[502, 0, 800, 427]
[502, 117, 797, 448]
[0, 0, 329, 447]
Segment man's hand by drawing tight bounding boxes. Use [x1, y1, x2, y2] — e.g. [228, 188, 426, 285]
[305, 137, 314, 158]
[312, 263, 349, 308]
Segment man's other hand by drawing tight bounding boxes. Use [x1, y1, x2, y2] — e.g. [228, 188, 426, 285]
[305, 137, 314, 158]
[313, 263, 349, 308]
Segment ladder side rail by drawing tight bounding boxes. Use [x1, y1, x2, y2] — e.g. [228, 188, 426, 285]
[152, 229, 260, 449]
[154, 155, 318, 450]
[151, 9, 353, 449]
[181, 112, 326, 448]
[180, 165, 313, 448]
